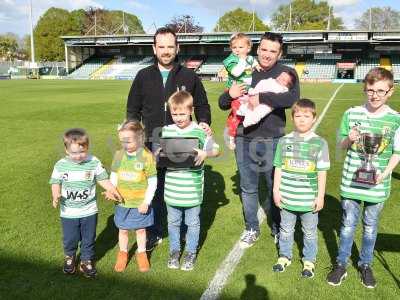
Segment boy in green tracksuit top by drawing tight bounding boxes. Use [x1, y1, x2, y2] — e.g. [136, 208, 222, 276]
[327, 67, 400, 288]
[272, 99, 330, 278]
[161, 91, 220, 271]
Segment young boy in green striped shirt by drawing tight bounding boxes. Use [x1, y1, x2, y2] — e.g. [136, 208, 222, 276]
[327, 68, 400, 288]
[272, 99, 330, 278]
[161, 91, 220, 271]
[50, 128, 121, 278]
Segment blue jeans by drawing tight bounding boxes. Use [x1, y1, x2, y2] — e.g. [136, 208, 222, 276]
[337, 198, 384, 266]
[167, 204, 201, 253]
[61, 214, 97, 260]
[279, 209, 318, 262]
[234, 136, 280, 233]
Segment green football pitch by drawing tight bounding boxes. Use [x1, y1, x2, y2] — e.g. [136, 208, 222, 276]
[0, 80, 399, 299]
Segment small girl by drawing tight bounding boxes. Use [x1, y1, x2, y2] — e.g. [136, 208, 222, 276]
[108, 121, 157, 272]
[223, 32, 259, 150]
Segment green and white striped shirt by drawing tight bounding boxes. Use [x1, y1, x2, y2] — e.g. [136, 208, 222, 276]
[162, 122, 219, 207]
[223, 53, 257, 89]
[273, 131, 330, 212]
[339, 105, 400, 203]
[49, 156, 108, 218]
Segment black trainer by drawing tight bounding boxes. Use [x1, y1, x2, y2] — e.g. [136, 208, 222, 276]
[63, 255, 76, 274]
[146, 235, 163, 251]
[79, 260, 97, 278]
[327, 264, 347, 286]
[359, 264, 376, 289]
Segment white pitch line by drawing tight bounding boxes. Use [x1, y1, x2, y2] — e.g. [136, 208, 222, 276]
[312, 83, 344, 131]
[200, 83, 345, 300]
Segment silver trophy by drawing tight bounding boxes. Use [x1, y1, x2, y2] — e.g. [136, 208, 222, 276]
[355, 133, 383, 184]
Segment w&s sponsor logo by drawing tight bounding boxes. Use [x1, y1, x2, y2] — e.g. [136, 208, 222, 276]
[66, 189, 90, 201]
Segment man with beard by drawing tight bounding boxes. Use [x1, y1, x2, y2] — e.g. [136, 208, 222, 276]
[126, 27, 211, 250]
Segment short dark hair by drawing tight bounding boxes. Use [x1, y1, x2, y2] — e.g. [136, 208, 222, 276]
[291, 98, 316, 118]
[260, 32, 283, 48]
[63, 128, 89, 150]
[154, 27, 177, 45]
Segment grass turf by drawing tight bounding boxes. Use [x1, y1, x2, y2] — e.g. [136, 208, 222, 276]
[0, 80, 399, 299]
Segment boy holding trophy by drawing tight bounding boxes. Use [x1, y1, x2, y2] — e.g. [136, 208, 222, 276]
[327, 68, 400, 288]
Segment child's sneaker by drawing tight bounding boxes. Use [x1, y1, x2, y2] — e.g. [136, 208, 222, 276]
[358, 264, 376, 289]
[167, 251, 181, 269]
[301, 261, 315, 278]
[327, 264, 347, 286]
[79, 260, 97, 278]
[239, 229, 259, 249]
[180, 252, 196, 271]
[135, 251, 150, 272]
[114, 250, 128, 272]
[272, 257, 291, 272]
[63, 255, 76, 275]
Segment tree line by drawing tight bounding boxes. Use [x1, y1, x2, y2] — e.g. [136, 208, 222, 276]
[1, 1, 399, 62]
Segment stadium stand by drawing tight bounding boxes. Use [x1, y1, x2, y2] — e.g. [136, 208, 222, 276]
[355, 58, 380, 80]
[392, 56, 400, 81]
[302, 59, 337, 80]
[279, 58, 295, 69]
[84, 56, 154, 80]
[380, 56, 392, 71]
[90, 58, 118, 79]
[113, 56, 153, 80]
[9, 30, 398, 82]
[294, 61, 305, 79]
[68, 57, 111, 79]
[197, 56, 224, 76]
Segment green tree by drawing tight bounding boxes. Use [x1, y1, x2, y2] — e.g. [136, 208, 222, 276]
[355, 7, 400, 31]
[0, 34, 18, 60]
[70, 9, 87, 34]
[83, 8, 144, 35]
[34, 7, 80, 61]
[166, 15, 203, 33]
[22, 34, 31, 60]
[214, 8, 269, 32]
[33, 7, 144, 61]
[271, 0, 344, 31]
[109, 10, 144, 34]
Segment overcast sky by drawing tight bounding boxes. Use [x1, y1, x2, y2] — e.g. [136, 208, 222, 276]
[0, 0, 399, 37]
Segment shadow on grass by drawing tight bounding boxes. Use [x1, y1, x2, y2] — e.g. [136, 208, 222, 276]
[317, 195, 359, 267]
[95, 214, 118, 262]
[230, 170, 240, 196]
[240, 274, 269, 300]
[198, 165, 230, 251]
[0, 254, 237, 300]
[375, 233, 400, 289]
[390, 171, 400, 181]
[318, 194, 342, 265]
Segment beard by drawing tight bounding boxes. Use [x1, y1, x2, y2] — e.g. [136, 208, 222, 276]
[157, 54, 176, 67]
